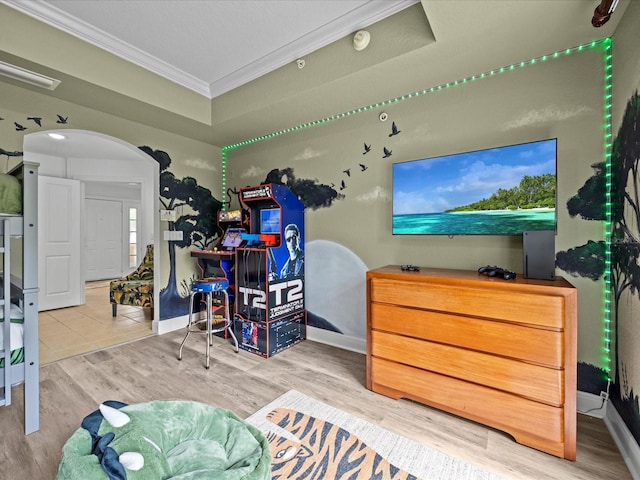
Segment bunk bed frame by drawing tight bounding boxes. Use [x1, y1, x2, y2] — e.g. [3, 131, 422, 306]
[0, 160, 39, 434]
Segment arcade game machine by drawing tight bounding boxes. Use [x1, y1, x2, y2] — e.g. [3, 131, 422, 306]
[234, 183, 306, 357]
[190, 209, 247, 334]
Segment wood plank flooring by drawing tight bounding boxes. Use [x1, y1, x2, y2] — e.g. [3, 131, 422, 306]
[0, 331, 632, 480]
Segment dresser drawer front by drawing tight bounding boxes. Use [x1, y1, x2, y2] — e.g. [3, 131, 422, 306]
[370, 303, 564, 367]
[370, 357, 564, 445]
[371, 331, 563, 405]
[370, 278, 566, 328]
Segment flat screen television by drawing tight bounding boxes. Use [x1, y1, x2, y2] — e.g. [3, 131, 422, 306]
[260, 207, 281, 234]
[392, 138, 557, 235]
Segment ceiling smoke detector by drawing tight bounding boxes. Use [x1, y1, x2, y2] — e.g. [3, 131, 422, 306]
[353, 30, 371, 51]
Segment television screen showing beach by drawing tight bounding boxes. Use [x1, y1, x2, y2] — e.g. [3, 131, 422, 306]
[392, 139, 556, 235]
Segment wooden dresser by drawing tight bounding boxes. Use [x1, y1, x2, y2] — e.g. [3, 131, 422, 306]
[366, 265, 577, 460]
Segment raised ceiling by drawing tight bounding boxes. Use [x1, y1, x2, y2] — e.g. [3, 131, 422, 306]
[2, 0, 418, 98]
[0, 0, 630, 148]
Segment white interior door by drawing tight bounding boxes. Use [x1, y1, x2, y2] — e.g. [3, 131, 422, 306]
[38, 176, 83, 311]
[85, 198, 123, 281]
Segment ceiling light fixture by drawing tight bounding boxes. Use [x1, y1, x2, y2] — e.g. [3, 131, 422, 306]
[0, 61, 61, 90]
[592, 0, 619, 27]
[47, 133, 66, 140]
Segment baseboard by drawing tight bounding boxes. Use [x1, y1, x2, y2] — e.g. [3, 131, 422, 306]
[579, 391, 640, 479]
[155, 314, 189, 334]
[605, 402, 640, 480]
[577, 390, 607, 418]
[306, 326, 366, 354]
[153, 316, 368, 356]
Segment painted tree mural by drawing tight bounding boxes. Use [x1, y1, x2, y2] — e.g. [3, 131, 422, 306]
[609, 91, 640, 442]
[556, 160, 608, 395]
[139, 146, 223, 319]
[557, 91, 640, 442]
[263, 167, 343, 209]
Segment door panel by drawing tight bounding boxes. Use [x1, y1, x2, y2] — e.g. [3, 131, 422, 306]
[85, 198, 123, 281]
[38, 176, 82, 311]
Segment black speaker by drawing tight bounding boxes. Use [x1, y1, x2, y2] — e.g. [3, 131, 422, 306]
[523, 230, 556, 280]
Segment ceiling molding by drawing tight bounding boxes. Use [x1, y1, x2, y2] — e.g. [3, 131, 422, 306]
[1, 0, 210, 96]
[207, 0, 419, 98]
[1, 0, 418, 99]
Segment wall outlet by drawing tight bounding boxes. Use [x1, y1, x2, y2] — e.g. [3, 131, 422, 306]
[600, 391, 609, 401]
[163, 230, 183, 241]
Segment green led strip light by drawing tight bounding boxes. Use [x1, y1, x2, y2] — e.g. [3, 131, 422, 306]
[602, 37, 613, 382]
[221, 38, 613, 380]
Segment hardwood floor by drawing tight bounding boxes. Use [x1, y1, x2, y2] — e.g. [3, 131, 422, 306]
[38, 284, 153, 364]
[0, 331, 632, 479]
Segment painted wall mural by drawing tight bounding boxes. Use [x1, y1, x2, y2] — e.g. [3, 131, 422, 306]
[0, 112, 71, 160]
[262, 168, 342, 210]
[226, 116, 408, 338]
[139, 146, 223, 320]
[557, 91, 640, 443]
[610, 91, 640, 443]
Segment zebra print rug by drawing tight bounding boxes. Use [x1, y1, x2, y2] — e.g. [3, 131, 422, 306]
[246, 390, 507, 480]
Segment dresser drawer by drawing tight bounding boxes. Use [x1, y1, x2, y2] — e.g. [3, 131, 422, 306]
[369, 277, 567, 329]
[370, 303, 564, 367]
[370, 357, 566, 453]
[371, 330, 563, 405]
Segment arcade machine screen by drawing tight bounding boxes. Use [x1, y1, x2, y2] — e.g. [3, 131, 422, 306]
[219, 227, 244, 250]
[260, 208, 281, 234]
[219, 209, 243, 223]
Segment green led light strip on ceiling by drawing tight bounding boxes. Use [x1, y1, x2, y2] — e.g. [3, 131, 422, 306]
[221, 37, 614, 381]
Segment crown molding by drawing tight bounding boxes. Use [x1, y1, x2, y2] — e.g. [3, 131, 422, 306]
[1, 0, 418, 99]
[1, 0, 210, 96]
[207, 0, 420, 98]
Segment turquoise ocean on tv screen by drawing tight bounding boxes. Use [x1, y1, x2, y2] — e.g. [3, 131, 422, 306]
[393, 208, 555, 235]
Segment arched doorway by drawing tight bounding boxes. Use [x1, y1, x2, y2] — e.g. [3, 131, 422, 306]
[23, 130, 160, 360]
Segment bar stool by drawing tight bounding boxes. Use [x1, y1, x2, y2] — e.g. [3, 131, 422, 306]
[178, 277, 239, 368]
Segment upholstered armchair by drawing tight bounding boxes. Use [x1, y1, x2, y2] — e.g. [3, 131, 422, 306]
[110, 244, 154, 316]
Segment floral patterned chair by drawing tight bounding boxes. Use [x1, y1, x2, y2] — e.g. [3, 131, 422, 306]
[110, 244, 154, 316]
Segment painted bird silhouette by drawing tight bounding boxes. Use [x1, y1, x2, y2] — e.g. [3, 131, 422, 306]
[389, 121, 401, 137]
[0, 148, 24, 157]
[363, 143, 371, 154]
[343, 168, 351, 177]
[56, 114, 68, 124]
[329, 183, 335, 188]
[340, 180, 347, 190]
[14, 122, 27, 131]
[383, 147, 392, 158]
[359, 163, 368, 172]
[27, 116, 43, 126]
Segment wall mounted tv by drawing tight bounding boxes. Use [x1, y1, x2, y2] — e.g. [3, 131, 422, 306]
[392, 138, 557, 235]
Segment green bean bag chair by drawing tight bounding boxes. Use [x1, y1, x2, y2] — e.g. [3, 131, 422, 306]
[57, 400, 271, 480]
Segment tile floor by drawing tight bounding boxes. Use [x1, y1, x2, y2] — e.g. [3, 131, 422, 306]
[39, 282, 153, 365]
